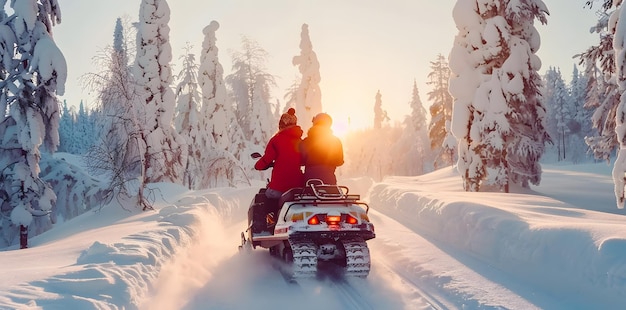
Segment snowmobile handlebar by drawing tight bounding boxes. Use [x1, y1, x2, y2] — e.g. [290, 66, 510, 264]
[251, 152, 273, 168]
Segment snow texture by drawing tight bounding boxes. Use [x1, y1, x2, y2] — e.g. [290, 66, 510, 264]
[0, 155, 625, 309]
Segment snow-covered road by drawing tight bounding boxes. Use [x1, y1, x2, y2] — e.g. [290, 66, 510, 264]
[3, 164, 624, 309]
[141, 210, 538, 310]
[128, 165, 626, 310]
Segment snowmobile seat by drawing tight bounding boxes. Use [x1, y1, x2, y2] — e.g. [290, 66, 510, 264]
[278, 187, 303, 207]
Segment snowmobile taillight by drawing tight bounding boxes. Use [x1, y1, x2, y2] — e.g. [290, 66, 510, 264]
[345, 214, 358, 225]
[308, 215, 321, 225]
[326, 214, 342, 225]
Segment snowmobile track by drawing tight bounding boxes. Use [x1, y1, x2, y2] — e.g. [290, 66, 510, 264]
[378, 258, 449, 310]
[330, 278, 376, 310]
[270, 257, 299, 285]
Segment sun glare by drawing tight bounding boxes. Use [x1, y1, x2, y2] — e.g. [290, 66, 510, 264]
[332, 120, 350, 140]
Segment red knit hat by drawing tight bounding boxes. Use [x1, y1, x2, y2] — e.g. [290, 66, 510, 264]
[279, 108, 297, 129]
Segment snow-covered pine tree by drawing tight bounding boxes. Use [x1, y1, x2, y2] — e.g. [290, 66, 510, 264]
[426, 54, 455, 169]
[283, 75, 299, 113]
[392, 81, 430, 175]
[226, 36, 276, 180]
[58, 100, 74, 153]
[133, 0, 186, 185]
[0, 0, 67, 248]
[199, 22, 226, 152]
[449, 0, 549, 192]
[543, 67, 570, 161]
[75, 101, 94, 154]
[610, 1, 626, 209]
[293, 23, 322, 133]
[198, 21, 243, 188]
[373, 90, 389, 129]
[174, 43, 201, 189]
[578, 2, 619, 162]
[248, 77, 275, 147]
[226, 36, 276, 141]
[568, 65, 593, 163]
[343, 91, 399, 180]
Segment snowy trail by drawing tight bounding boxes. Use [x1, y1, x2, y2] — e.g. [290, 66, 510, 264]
[141, 212, 529, 309]
[141, 214, 433, 309]
[142, 200, 542, 309]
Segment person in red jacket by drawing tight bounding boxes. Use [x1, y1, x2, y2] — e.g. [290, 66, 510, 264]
[300, 112, 344, 185]
[254, 108, 304, 199]
[251, 108, 303, 234]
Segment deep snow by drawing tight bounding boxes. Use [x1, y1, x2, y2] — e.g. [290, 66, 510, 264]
[1, 156, 625, 309]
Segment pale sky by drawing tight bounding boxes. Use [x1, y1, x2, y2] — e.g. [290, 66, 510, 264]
[53, 0, 599, 131]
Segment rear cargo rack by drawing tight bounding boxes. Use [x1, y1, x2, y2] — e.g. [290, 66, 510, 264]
[281, 180, 361, 203]
[278, 180, 369, 221]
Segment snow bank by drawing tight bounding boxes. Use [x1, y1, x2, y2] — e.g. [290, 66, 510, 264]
[0, 184, 256, 309]
[368, 167, 626, 308]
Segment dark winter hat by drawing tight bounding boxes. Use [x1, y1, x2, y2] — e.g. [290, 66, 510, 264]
[279, 108, 298, 130]
[312, 113, 332, 127]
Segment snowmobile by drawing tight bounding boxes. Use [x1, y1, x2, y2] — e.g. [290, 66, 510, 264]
[239, 155, 376, 279]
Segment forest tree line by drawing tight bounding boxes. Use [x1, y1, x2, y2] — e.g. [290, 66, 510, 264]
[3, 0, 626, 248]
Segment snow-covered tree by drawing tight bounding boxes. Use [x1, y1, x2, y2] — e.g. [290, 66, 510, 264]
[225, 36, 277, 181]
[283, 75, 299, 113]
[0, 0, 67, 248]
[83, 17, 147, 210]
[198, 21, 245, 188]
[292, 23, 322, 133]
[392, 81, 431, 175]
[543, 67, 571, 161]
[579, 2, 620, 162]
[610, 1, 626, 209]
[133, 0, 186, 186]
[426, 54, 456, 168]
[39, 153, 109, 234]
[248, 77, 275, 147]
[568, 65, 593, 163]
[373, 90, 389, 129]
[58, 100, 74, 153]
[174, 43, 201, 189]
[449, 0, 549, 192]
[74, 101, 94, 154]
[343, 90, 400, 180]
[226, 36, 277, 143]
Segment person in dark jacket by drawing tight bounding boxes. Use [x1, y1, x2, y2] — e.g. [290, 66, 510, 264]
[300, 112, 344, 185]
[254, 108, 304, 199]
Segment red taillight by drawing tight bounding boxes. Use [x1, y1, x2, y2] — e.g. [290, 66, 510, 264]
[308, 215, 320, 225]
[345, 214, 358, 225]
[308, 213, 359, 225]
[326, 215, 341, 225]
